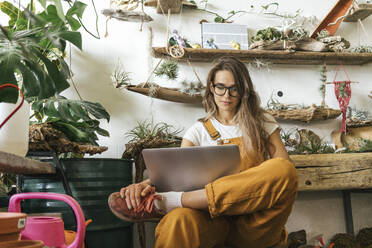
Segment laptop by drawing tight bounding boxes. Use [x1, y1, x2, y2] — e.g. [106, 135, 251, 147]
[142, 145, 241, 192]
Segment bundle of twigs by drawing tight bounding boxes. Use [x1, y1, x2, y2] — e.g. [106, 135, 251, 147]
[29, 124, 108, 155]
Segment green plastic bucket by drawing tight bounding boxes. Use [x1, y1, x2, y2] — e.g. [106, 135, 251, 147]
[21, 158, 133, 248]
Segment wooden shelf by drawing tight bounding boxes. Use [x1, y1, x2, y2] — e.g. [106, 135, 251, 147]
[344, 3, 372, 22]
[291, 152, 372, 191]
[0, 151, 55, 174]
[152, 47, 372, 65]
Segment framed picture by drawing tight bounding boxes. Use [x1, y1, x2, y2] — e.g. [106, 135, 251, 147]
[201, 23, 249, 50]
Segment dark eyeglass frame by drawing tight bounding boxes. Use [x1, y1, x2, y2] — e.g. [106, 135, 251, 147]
[212, 84, 239, 97]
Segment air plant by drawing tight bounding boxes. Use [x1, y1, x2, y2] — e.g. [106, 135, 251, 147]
[351, 45, 372, 53]
[125, 120, 182, 143]
[111, 60, 131, 88]
[357, 138, 372, 153]
[347, 107, 369, 121]
[179, 80, 205, 96]
[154, 59, 179, 80]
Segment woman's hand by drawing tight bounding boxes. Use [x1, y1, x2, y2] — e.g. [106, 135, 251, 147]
[119, 180, 152, 210]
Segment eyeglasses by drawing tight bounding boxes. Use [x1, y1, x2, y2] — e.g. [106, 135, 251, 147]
[212, 84, 239, 97]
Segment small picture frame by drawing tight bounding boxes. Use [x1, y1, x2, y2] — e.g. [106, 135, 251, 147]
[201, 23, 249, 50]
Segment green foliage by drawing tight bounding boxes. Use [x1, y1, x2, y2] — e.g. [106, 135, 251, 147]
[126, 120, 181, 143]
[357, 138, 372, 153]
[0, 1, 86, 103]
[155, 59, 179, 80]
[31, 96, 110, 145]
[338, 82, 349, 98]
[351, 45, 372, 53]
[291, 136, 335, 154]
[0, 173, 16, 195]
[251, 27, 282, 42]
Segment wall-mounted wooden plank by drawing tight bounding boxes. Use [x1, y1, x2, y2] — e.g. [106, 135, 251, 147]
[152, 47, 372, 65]
[291, 153, 372, 191]
[0, 151, 56, 174]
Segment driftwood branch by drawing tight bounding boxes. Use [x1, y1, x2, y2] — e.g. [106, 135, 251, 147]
[101, 9, 153, 22]
[125, 84, 203, 104]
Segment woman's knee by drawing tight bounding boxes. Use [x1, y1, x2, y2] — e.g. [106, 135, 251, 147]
[265, 158, 298, 186]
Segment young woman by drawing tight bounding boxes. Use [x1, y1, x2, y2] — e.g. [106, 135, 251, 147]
[109, 57, 298, 248]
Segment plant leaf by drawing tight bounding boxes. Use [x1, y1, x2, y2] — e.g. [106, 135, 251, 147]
[38, 0, 47, 9]
[81, 101, 110, 122]
[58, 31, 82, 50]
[50, 0, 65, 22]
[66, 16, 81, 31]
[0, 61, 18, 103]
[38, 5, 64, 27]
[66, 1, 87, 19]
[38, 52, 70, 93]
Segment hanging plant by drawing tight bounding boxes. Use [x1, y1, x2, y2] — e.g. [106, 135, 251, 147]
[154, 59, 179, 80]
[111, 59, 131, 88]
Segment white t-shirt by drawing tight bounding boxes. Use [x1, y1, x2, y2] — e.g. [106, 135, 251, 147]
[183, 113, 279, 146]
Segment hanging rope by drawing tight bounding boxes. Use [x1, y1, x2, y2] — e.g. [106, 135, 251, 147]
[0, 84, 25, 129]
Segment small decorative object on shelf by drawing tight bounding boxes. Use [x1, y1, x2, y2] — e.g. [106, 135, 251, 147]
[230, 41, 241, 50]
[201, 23, 249, 50]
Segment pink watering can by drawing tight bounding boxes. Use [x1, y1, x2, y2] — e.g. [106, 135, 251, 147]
[8, 192, 86, 248]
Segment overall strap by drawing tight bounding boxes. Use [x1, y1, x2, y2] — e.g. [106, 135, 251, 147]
[201, 119, 221, 140]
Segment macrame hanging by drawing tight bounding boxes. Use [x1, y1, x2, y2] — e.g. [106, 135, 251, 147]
[333, 63, 352, 133]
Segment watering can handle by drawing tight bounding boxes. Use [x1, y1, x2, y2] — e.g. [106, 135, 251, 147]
[8, 192, 86, 248]
[0, 84, 24, 129]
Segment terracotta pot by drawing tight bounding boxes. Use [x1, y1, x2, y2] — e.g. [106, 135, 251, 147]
[0, 240, 44, 248]
[0, 212, 27, 242]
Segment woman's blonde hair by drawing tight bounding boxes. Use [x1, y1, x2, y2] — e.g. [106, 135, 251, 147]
[202, 57, 273, 164]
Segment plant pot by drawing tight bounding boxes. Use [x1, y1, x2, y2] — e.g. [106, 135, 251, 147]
[0, 212, 27, 242]
[0, 99, 30, 157]
[0, 240, 44, 248]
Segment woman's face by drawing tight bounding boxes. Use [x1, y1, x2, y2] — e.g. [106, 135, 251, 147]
[210, 70, 241, 113]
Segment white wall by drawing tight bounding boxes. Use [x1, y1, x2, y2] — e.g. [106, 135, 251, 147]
[2, 0, 372, 245]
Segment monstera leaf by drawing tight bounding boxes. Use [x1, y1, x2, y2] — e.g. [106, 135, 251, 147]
[31, 96, 110, 145]
[0, 26, 70, 103]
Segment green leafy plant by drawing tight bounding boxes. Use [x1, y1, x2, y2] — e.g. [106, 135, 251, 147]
[126, 120, 181, 143]
[251, 27, 282, 42]
[154, 59, 179, 80]
[30, 96, 110, 145]
[0, 0, 109, 148]
[291, 136, 335, 154]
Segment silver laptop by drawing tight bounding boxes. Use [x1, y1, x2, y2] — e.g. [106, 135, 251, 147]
[142, 145, 240, 192]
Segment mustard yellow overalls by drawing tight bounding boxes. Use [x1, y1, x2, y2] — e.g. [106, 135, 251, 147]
[155, 119, 298, 248]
